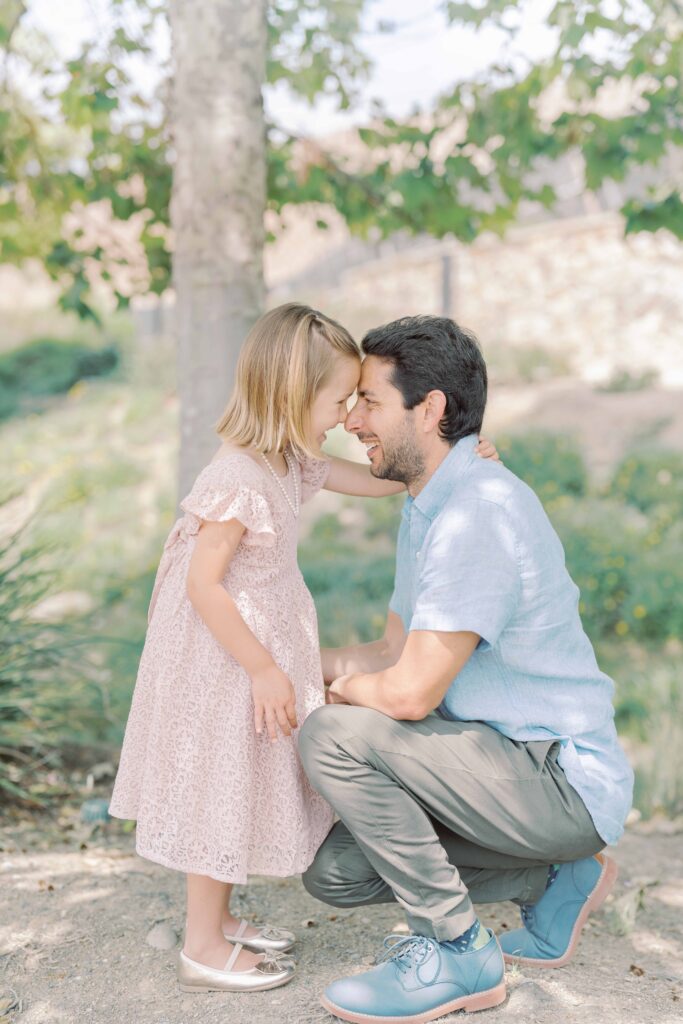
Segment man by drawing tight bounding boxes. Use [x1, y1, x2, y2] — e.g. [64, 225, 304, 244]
[298, 316, 633, 1024]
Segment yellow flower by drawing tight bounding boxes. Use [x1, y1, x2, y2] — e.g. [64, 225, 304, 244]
[633, 605, 647, 619]
[615, 621, 629, 636]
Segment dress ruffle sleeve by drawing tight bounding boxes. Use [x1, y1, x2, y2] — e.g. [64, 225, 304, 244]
[179, 458, 276, 548]
[299, 454, 331, 503]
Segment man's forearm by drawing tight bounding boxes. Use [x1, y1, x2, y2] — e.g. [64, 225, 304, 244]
[331, 669, 417, 719]
[321, 636, 397, 683]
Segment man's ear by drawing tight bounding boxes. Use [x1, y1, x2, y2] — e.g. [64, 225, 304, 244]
[421, 390, 447, 434]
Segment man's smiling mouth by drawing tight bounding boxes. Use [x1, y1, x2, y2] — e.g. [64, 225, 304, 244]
[361, 439, 380, 457]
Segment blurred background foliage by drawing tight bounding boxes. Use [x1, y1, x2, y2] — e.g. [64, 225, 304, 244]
[5, 333, 680, 815]
[1, 0, 682, 822]
[1, 0, 681, 318]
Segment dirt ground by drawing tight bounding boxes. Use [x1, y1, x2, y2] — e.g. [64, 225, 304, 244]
[1, 812, 681, 1024]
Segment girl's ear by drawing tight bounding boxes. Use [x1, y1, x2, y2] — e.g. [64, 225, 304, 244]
[422, 390, 447, 434]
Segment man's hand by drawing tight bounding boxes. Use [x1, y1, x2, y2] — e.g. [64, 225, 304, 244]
[326, 676, 353, 704]
[323, 630, 480, 721]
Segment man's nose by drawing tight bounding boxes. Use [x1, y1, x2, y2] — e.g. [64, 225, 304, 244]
[344, 399, 363, 434]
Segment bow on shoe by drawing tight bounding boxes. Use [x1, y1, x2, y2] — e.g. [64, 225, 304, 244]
[258, 951, 296, 973]
[260, 926, 291, 941]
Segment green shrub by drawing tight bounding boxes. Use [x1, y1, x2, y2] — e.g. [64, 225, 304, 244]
[618, 520, 683, 642]
[497, 432, 587, 503]
[601, 644, 683, 818]
[300, 546, 395, 646]
[551, 498, 641, 641]
[598, 366, 660, 392]
[363, 493, 403, 542]
[0, 525, 100, 802]
[551, 497, 683, 644]
[0, 337, 120, 420]
[608, 447, 683, 517]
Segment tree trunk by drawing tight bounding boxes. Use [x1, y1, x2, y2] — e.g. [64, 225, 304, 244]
[169, 0, 266, 499]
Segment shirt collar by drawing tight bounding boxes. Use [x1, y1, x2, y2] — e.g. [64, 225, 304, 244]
[408, 433, 479, 521]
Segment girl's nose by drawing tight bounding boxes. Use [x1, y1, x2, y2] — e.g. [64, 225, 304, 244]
[344, 401, 362, 433]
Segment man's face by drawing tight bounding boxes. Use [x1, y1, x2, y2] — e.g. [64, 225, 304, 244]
[345, 356, 425, 485]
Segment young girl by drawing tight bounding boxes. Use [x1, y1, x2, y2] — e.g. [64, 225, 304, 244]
[109, 303, 497, 995]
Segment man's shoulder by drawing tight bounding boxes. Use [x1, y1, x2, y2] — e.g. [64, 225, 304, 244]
[443, 461, 537, 517]
[427, 464, 551, 556]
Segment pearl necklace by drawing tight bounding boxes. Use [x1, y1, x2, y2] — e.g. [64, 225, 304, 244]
[260, 448, 300, 517]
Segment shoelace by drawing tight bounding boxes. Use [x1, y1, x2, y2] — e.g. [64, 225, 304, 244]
[377, 935, 442, 986]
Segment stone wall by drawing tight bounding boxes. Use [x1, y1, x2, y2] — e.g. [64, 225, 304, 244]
[277, 212, 683, 387]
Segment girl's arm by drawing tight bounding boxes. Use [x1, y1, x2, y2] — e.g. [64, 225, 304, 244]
[323, 437, 501, 498]
[186, 518, 273, 676]
[321, 610, 407, 682]
[186, 519, 297, 741]
[324, 457, 405, 497]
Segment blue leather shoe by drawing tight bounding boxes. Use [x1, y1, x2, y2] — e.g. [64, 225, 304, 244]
[321, 929, 506, 1023]
[499, 852, 617, 969]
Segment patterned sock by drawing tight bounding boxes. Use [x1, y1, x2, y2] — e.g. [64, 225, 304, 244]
[546, 863, 560, 890]
[441, 918, 488, 953]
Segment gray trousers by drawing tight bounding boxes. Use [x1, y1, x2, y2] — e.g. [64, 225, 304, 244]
[298, 705, 604, 942]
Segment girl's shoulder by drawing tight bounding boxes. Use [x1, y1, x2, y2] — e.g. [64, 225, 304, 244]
[198, 447, 269, 490]
[180, 449, 276, 545]
[296, 451, 331, 503]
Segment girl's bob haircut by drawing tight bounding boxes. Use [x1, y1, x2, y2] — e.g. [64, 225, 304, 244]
[215, 303, 359, 460]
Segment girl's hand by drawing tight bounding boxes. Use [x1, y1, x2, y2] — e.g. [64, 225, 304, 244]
[476, 437, 502, 463]
[251, 664, 298, 741]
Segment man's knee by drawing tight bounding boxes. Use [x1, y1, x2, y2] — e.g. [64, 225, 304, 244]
[298, 705, 383, 776]
[298, 705, 341, 779]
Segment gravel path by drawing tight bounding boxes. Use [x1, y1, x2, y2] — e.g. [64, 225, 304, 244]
[1, 816, 681, 1024]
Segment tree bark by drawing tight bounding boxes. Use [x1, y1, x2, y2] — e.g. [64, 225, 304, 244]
[169, 0, 266, 499]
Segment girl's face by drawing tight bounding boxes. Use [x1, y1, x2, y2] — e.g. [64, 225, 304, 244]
[308, 356, 361, 451]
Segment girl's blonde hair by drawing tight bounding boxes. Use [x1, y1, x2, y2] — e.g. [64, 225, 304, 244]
[215, 303, 359, 459]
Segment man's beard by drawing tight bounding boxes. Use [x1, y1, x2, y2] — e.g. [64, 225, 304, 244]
[371, 432, 425, 487]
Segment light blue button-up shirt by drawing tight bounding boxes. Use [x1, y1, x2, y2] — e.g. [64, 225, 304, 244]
[389, 433, 633, 846]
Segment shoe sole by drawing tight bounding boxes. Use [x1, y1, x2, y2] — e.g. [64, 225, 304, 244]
[179, 972, 294, 993]
[319, 980, 507, 1022]
[501, 852, 618, 970]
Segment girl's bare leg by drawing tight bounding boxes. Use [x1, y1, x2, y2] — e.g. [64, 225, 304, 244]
[184, 874, 261, 970]
[221, 886, 262, 939]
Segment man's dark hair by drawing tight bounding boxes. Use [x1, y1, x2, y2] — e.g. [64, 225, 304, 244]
[361, 315, 488, 446]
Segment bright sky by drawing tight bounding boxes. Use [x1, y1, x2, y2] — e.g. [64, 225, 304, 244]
[25, 0, 558, 136]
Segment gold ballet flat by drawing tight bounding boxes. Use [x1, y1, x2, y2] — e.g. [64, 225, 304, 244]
[222, 917, 296, 954]
[177, 944, 295, 993]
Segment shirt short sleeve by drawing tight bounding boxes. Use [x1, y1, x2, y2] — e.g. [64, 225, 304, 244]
[180, 456, 276, 547]
[409, 499, 520, 649]
[299, 454, 331, 503]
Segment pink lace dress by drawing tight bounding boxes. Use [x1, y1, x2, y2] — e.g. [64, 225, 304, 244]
[109, 451, 335, 882]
